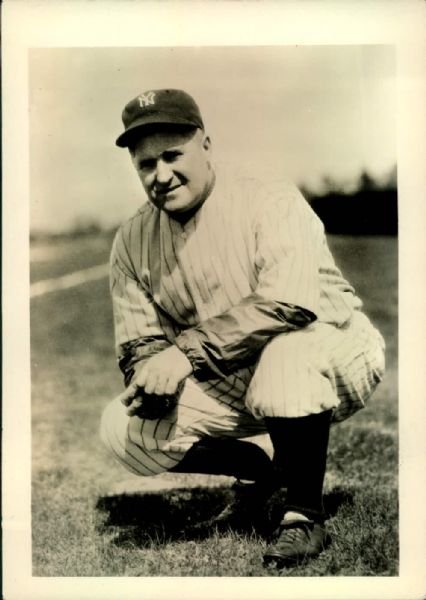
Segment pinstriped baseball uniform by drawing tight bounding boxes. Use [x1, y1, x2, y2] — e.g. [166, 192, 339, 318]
[100, 164, 385, 476]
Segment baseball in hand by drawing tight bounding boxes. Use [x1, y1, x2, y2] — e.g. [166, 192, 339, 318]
[126, 390, 178, 419]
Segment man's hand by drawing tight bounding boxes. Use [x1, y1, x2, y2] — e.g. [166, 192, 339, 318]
[118, 345, 193, 416]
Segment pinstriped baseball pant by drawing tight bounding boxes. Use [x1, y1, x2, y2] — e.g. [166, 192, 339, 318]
[100, 310, 385, 476]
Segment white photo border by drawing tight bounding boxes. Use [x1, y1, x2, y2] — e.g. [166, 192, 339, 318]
[3, 1, 426, 599]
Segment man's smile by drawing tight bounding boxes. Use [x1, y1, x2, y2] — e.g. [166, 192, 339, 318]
[153, 184, 182, 198]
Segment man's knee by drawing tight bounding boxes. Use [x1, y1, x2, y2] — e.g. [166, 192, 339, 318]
[263, 329, 315, 361]
[100, 396, 185, 476]
[246, 330, 338, 419]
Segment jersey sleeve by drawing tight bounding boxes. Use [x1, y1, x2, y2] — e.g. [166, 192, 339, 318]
[110, 227, 171, 385]
[174, 183, 320, 379]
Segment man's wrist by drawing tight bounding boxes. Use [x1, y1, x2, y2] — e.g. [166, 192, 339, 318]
[174, 331, 225, 380]
[118, 337, 172, 386]
[170, 344, 194, 374]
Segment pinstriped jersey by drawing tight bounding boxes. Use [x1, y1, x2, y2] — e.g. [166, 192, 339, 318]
[110, 164, 363, 374]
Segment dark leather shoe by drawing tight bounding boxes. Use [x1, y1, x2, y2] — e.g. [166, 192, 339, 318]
[263, 519, 330, 567]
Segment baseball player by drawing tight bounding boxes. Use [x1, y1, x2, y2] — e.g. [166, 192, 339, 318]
[100, 89, 385, 568]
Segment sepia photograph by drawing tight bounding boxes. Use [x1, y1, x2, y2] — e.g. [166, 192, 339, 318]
[29, 44, 398, 578]
[3, 2, 425, 599]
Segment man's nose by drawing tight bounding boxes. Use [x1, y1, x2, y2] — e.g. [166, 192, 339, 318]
[155, 161, 173, 186]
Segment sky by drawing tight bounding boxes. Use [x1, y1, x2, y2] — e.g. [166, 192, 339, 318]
[29, 45, 396, 233]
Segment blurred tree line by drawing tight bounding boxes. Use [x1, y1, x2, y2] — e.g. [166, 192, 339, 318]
[31, 166, 397, 241]
[301, 165, 397, 235]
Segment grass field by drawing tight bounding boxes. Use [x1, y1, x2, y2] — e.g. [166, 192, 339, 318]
[31, 233, 398, 577]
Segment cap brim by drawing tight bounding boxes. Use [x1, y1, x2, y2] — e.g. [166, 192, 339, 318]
[115, 114, 203, 147]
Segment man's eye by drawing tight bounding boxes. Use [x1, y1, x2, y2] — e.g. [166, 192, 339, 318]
[163, 151, 181, 162]
[139, 160, 155, 171]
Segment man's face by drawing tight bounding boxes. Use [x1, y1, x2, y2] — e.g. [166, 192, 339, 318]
[131, 127, 213, 217]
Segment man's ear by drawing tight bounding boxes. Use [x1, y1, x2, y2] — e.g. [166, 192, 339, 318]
[202, 135, 212, 153]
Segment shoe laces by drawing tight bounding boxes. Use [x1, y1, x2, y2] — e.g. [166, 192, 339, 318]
[276, 519, 315, 545]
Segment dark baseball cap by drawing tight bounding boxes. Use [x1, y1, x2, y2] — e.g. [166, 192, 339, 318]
[115, 88, 204, 148]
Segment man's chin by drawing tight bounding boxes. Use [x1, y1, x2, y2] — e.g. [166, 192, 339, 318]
[164, 200, 203, 222]
[162, 198, 187, 212]
[151, 189, 182, 206]
[161, 195, 199, 214]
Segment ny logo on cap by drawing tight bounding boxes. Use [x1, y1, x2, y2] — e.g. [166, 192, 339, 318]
[138, 91, 156, 108]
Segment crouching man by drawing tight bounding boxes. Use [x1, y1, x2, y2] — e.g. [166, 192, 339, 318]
[101, 89, 385, 568]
